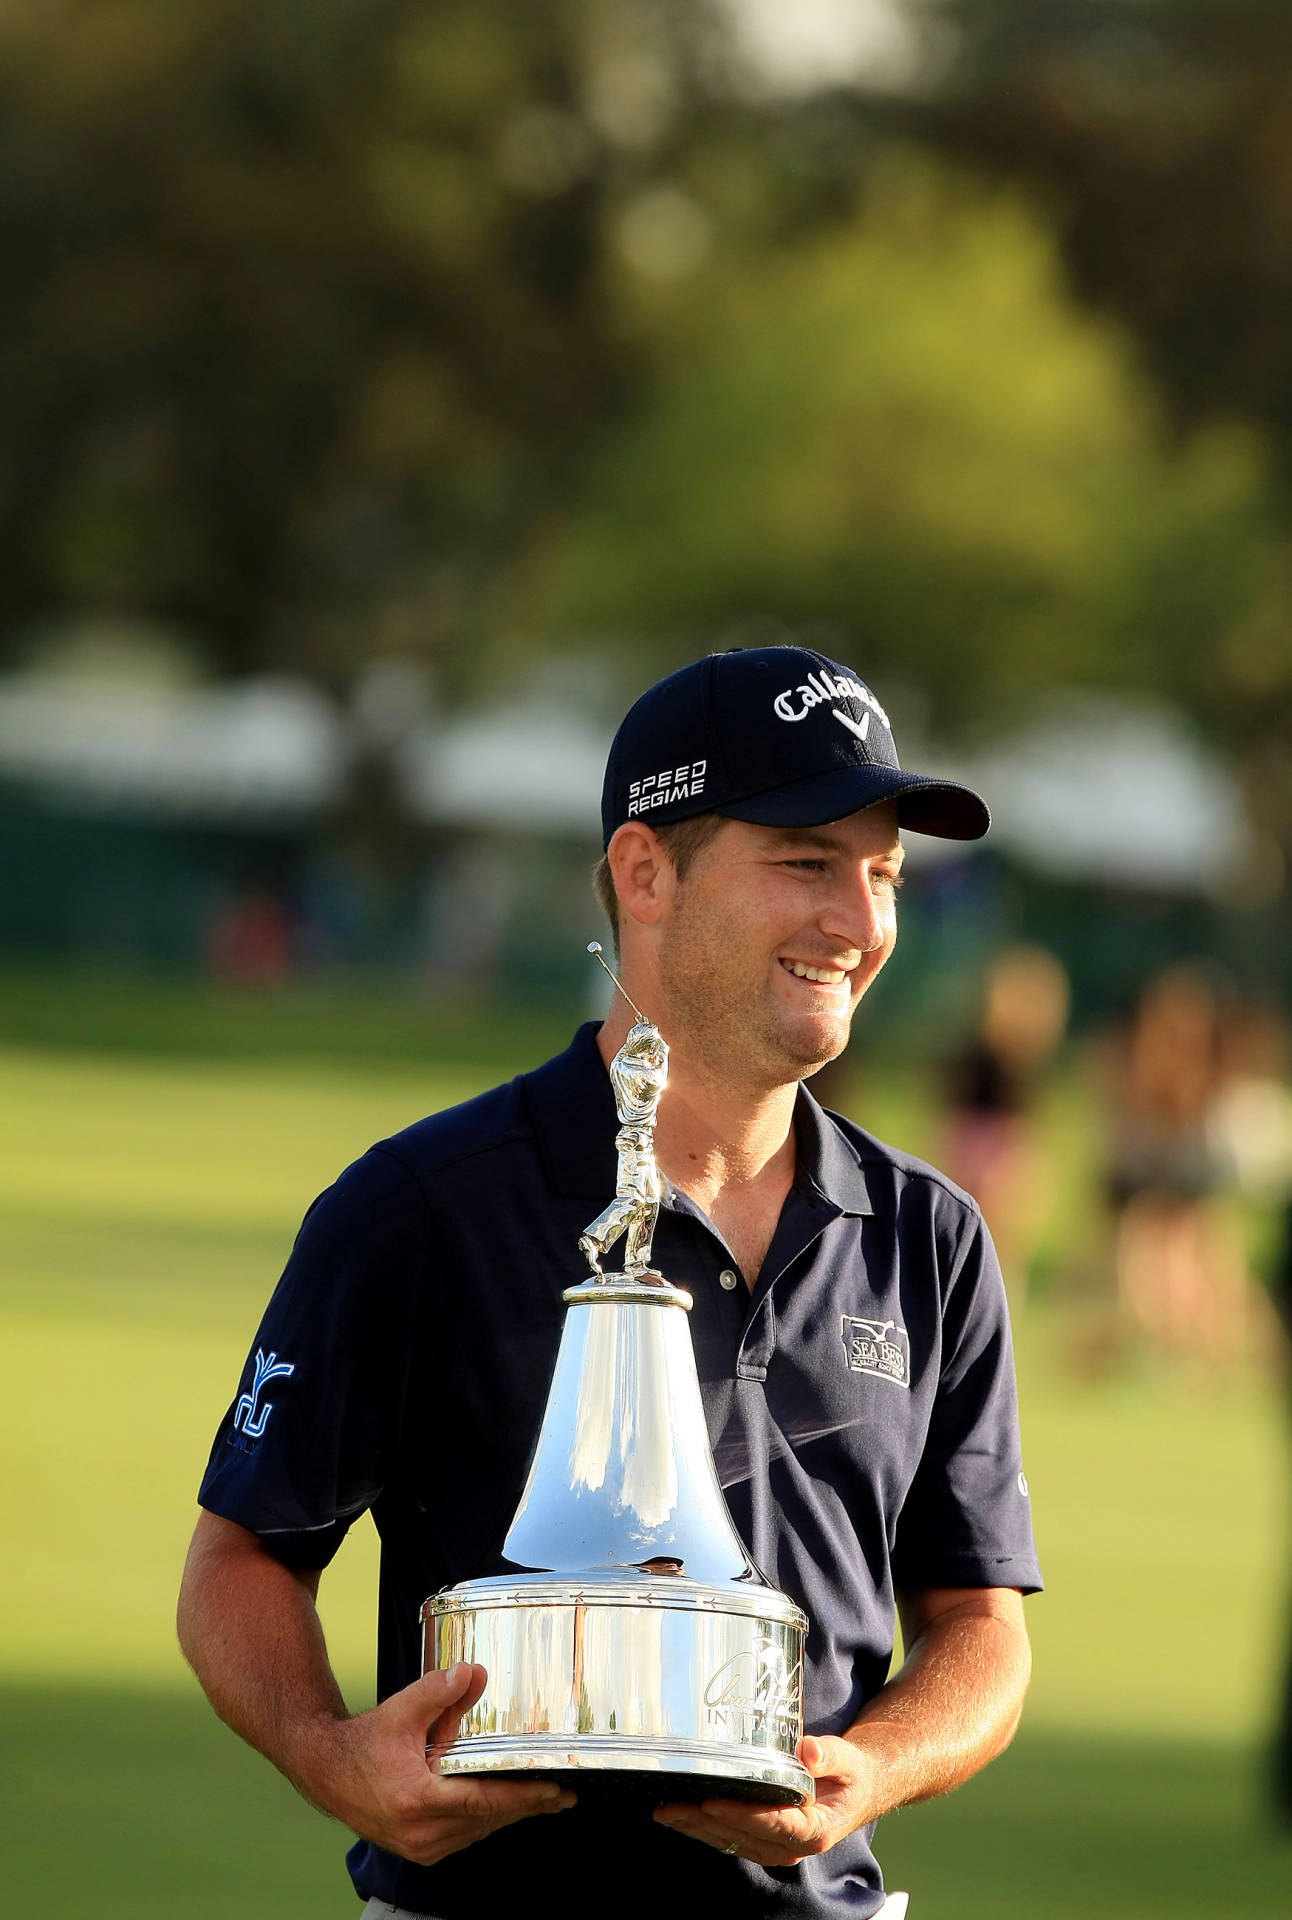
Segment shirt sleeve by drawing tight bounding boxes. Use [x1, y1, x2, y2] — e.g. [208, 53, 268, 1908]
[891, 1203, 1042, 1594]
[196, 1144, 431, 1570]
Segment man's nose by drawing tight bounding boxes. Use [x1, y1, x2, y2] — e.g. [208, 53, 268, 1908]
[824, 871, 889, 955]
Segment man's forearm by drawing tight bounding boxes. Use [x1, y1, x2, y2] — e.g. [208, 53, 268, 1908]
[177, 1511, 349, 1812]
[178, 1510, 576, 1865]
[652, 1588, 1031, 1865]
[842, 1591, 1032, 1822]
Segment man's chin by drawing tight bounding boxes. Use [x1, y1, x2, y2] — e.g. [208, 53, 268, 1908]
[778, 1013, 854, 1076]
[797, 1054, 837, 1081]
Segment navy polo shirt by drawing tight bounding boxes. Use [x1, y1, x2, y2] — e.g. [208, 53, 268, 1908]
[199, 1023, 1041, 1919]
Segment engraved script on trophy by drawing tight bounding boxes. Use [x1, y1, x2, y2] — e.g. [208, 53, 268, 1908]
[702, 1638, 804, 1747]
[578, 1018, 669, 1279]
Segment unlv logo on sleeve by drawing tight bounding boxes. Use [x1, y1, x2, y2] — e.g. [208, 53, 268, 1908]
[227, 1348, 295, 1454]
[840, 1316, 910, 1387]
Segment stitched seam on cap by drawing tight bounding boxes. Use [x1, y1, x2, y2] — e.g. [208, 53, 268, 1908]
[704, 653, 736, 794]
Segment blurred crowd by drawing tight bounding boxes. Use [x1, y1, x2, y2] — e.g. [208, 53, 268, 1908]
[928, 948, 1292, 1371]
[1098, 968, 1291, 1366]
[931, 946, 1292, 1828]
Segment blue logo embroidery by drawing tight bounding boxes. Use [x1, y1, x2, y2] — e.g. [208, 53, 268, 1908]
[231, 1348, 295, 1441]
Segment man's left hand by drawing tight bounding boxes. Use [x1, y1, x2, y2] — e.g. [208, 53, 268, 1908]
[652, 1734, 875, 1868]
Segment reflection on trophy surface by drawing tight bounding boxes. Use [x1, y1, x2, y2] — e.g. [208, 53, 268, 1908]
[420, 943, 811, 1806]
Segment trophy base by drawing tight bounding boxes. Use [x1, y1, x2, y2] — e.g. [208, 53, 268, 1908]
[438, 1733, 811, 1807]
[424, 1573, 811, 1812]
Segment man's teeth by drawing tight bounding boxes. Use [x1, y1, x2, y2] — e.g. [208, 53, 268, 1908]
[786, 962, 847, 985]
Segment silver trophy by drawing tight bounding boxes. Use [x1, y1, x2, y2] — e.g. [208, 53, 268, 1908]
[420, 947, 810, 1805]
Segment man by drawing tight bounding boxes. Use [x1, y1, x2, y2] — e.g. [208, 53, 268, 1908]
[179, 646, 1041, 1918]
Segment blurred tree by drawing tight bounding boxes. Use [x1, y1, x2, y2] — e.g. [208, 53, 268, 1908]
[910, 2, 1292, 456]
[876, 0, 1292, 877]
[526, 151, 1275, 751]
[0, 0, 646, 684]
[0, 0, 1288, 888]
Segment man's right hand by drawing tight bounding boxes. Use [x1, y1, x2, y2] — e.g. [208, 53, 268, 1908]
[311, 1661, 576, 1867]
[177, 1516, 571, 1866]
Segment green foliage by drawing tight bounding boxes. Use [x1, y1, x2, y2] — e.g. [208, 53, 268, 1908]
[0, 0, 636, 679]
[529, 150, 1277, 737]
[3, 0, 1292, 858]
[921, 1, 1292, 450]
[0, 0, 1285, 738]
[890, 1, 1292, 791]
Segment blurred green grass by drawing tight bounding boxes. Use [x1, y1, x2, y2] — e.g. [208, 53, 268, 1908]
[4, 1021, 1291, 1916]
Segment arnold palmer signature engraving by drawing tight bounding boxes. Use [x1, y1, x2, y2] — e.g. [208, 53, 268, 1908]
[702, 1638, 803, 1745]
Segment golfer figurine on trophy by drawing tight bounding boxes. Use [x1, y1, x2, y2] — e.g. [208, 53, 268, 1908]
[578, 944, 668, 1282]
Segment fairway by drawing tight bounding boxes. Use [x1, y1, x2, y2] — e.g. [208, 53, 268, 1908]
[5, 1039, 1291, 1917]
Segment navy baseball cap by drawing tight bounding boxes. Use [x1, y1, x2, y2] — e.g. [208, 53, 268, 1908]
[601, 647, 989, 847]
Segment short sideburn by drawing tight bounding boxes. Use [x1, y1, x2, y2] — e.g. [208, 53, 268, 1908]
[591, 814, 726, 956]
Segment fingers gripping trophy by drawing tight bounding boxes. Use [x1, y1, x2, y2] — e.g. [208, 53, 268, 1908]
[420, 946, 811, 1807]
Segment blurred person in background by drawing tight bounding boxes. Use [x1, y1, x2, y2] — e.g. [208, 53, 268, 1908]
[1102, 965, 1249, 1362]
[1267, 1182, 1290, 1827]
[1273, 1192, 1292, 1827]
[941, 945, 1070, 1309]
[205, 888, 295, 989]
[1212, 1001, 1292, 1217]
[1222, 1004, 1292, 1828]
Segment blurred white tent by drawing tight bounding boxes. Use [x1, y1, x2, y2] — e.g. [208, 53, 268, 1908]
[0, 650, 1251, 892]
[0, 671, 347, 816]
[398, 703, 609, 833]
[966, 695, 1250, 891]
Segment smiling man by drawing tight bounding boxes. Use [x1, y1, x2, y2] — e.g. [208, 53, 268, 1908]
[179, 647, 1041, 1920]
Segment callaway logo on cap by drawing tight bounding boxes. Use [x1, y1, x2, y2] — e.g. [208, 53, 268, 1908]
[601, 647, 989, 847]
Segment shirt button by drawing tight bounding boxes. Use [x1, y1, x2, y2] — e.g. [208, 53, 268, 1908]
[718, 1269, 739, 1291]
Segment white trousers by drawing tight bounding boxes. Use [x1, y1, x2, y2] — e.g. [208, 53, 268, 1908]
[360, 1898, 908, 1918]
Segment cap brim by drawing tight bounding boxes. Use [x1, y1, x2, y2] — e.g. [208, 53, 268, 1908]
[716, 766, 990, 841]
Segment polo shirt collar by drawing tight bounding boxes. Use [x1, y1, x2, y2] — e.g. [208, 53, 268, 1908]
[793, 1081, 874, 1217]
[521, 1022, 624, 1199]
[523, 1022, 872, 1217]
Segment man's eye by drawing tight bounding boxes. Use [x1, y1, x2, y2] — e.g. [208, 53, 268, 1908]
[783, 859, 827, 871]
[873, 871, 904, 892]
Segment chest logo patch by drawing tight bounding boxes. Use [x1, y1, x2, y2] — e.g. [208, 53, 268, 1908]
[841, 1315, 910, 1387]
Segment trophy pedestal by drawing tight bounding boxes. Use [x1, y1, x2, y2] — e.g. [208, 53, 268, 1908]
[423, 1572, 810, 1806]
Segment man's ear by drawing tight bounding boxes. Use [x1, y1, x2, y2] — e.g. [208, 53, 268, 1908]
[606, 822, 674, 929]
